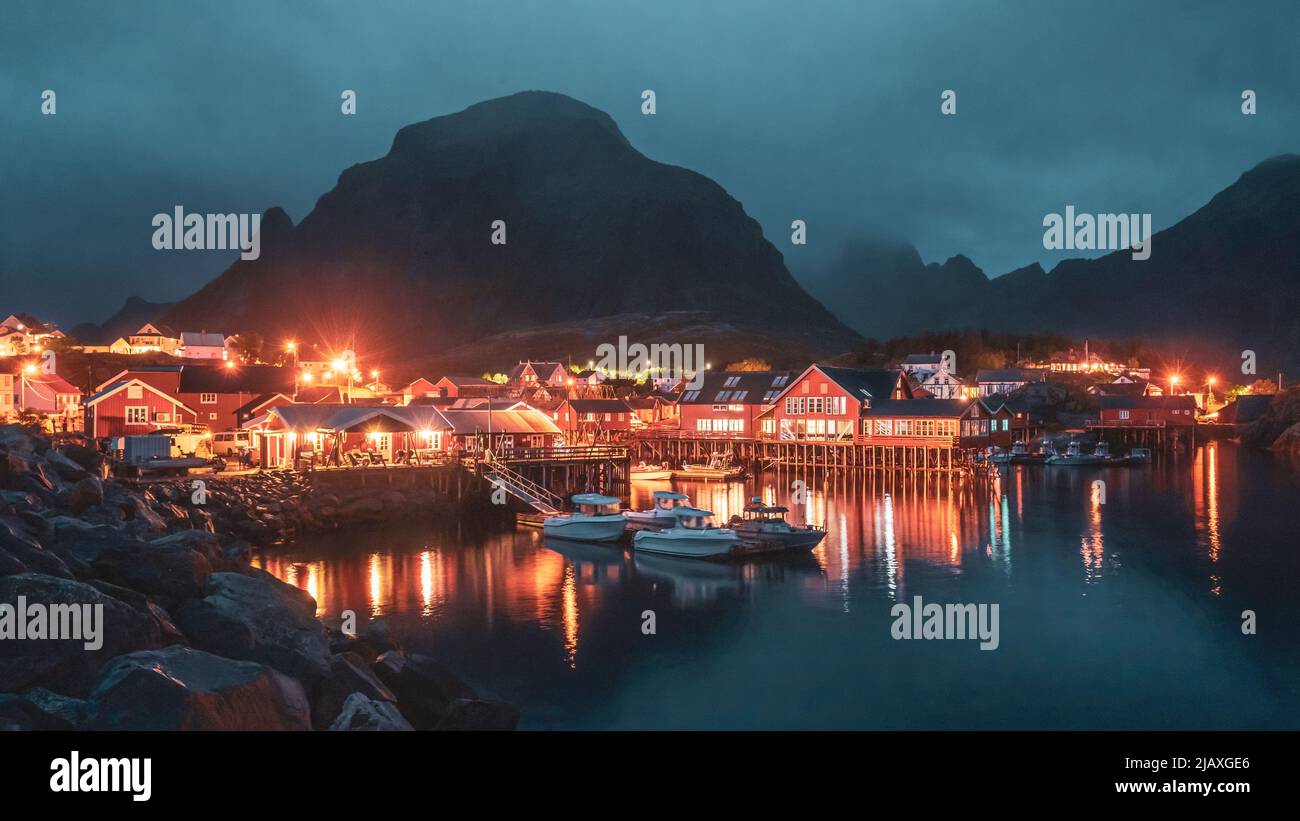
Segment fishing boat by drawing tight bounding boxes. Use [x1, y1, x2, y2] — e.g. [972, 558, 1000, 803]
[677, 452, 745, 481]
[1007, 441, 1046, 464]
[542, 494, 627, 542]
[630, 461, 674, 481]
[727, 500, 826, 553]
[623, 490, 691, 532]
[1047, 440, 1112, 466]
[1117, 447, 1153, 465]
[632, 506, 738, 559]
[986, 446, 1011, 464]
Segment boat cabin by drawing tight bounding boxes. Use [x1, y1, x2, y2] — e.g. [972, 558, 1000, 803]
[571, 493, 621, 516]
[739, 500, 790, 522]
[671, 507, 720, 529]
[650, 491, 689, 512]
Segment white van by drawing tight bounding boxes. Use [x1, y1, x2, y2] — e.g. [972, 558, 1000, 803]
[211, 430, 252, 456]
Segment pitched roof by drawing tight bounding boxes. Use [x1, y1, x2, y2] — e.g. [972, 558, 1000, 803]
[19, 372, 81, 398]
[1099, 395, 1198, 411]
[976, 369, 1030, 383]
[1090, 381, 1149, 396]
[678, 370, 794, 405]
[866, 398, 971, 418]
[294, 386, 345, 404]
[133, 323, 177, 337]
[82, 378, 197, 413]
[234, 392, 294, 422]
[435, 375, 493, 387]
[508, 361, 565, 381]
[255, 404, 455, 433]
[438, 408, 562, 435]
[901, 353, 943, 366]
[813, 365, 905, 401]
[180, 331, 227, 347]
[564, 399, 632, 413]
[178, 364, 295, 394]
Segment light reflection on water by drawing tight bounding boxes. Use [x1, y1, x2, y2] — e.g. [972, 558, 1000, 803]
[255, 443, 1300, 730]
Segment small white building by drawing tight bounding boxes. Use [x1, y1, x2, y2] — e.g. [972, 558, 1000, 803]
[179, 331, 228, 360]
[919, 369, 964, 399]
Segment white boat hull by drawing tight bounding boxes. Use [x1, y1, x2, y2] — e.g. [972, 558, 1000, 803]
[630, 469, 674, 481]
[542, 514, 627, 542]
[633, 528, 737, 558]
[622, 510, 680, 532]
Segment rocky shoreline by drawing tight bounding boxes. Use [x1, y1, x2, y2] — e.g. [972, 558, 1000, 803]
[0, 424, 518, 731]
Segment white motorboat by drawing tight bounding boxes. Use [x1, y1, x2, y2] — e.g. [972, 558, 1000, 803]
[632, 506, 738, 559]
[542, 494, 627, 542]
[676, 452, 745, 481]
[727, 501, 826, 553]
[623, 490, 690, 532]
[630, 461, 674, 481]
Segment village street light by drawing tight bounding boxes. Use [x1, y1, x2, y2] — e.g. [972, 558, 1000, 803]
[1170, 375, 1180, 395]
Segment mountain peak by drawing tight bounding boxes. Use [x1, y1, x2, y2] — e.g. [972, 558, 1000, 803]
[390, 90, 632, 157]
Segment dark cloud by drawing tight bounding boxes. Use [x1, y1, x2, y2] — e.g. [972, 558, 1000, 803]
[2, 0, 1297, 326]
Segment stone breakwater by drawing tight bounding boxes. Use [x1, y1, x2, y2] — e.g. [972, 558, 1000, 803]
[0, 424, 518, 731]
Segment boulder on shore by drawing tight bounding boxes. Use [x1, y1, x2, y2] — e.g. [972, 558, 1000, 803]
[312, 651, 398, 729]
[0, 572, 161, 697]
[173, 570, 331, 691]
[84, 645, 311, 730]
[328, 692, 414, 731]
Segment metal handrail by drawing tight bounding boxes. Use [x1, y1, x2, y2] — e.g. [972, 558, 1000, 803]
[480, 452, 565, 510]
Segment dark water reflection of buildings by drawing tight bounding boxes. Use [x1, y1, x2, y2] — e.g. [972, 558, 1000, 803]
[252, 443, 1299, 728]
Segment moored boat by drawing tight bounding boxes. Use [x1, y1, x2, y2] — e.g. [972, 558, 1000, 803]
[727, 500, 826, 553]
[542, 493, 627, 542]
[630, 461, 674, 481]
[1006, 441, 1046, 464]
[1117, 446, 1153, 465]
[677, 452, 745, 481]
[632, 506, 738, 559]
[1047, 439, 1112, 466]
[623, 490, 691, 532]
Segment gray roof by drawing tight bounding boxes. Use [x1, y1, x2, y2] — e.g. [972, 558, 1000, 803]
[678, 370, 794, 405]
[815, 366, 906, 401]
[976, 369, 1029, 383]
[865, 398, 970, 418]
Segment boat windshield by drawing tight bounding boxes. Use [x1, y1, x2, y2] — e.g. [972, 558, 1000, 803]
[682, 515, 714, 529]
[579, 502, 620, 516]
[656, 497, 685, 511]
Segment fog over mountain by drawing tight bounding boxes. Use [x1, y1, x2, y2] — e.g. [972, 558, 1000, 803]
[802, 155, 1300, 373]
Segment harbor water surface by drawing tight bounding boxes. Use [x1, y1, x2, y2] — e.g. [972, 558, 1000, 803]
[256, 442, 1300, 729]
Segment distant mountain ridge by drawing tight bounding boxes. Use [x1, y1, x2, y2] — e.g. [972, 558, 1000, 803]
[803, 155, 1300, 372]
[70, 296, 175, 344]
[160, 91, 860, 372]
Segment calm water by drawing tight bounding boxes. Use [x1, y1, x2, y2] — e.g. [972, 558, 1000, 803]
[255, 442, 1300, 729]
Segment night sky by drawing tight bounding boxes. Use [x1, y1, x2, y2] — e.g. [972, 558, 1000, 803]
[2, 0, 1297, 327]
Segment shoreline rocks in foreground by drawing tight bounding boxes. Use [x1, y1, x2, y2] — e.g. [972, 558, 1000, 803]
[0, 423, 518, 731]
